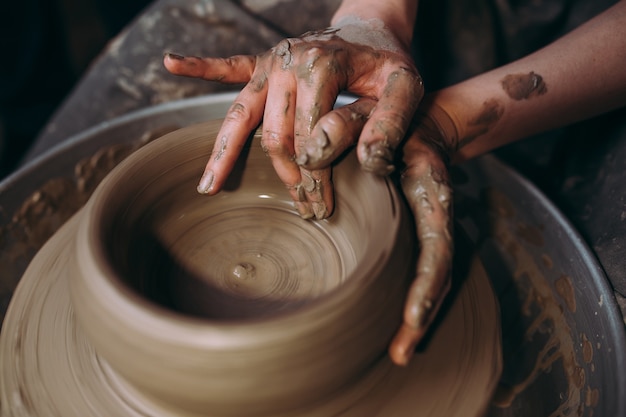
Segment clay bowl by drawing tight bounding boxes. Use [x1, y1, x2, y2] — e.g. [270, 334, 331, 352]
[69, 120, 415, 416]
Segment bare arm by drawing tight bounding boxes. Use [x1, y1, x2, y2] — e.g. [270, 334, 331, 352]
[424, 0, 626, 162]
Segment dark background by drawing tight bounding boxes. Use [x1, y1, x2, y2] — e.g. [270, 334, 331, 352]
[0, 0, 149, 179]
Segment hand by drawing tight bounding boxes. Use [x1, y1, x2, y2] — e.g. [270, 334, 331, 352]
[163, 17, 423, 219]
[302, 96, 457, 366]
[389, 103, 456, 366]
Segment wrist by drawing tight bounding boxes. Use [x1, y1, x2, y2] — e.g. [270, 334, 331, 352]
[416, 95, 460, 158]
[331, 0, 417, 49]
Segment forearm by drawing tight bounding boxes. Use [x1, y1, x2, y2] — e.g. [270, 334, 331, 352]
[432, 1, 626, 163]
[331, 0, 418, 49]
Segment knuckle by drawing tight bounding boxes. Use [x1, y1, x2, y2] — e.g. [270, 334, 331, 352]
[225, 102, 253, 124]
[272, 38, 293, 56]
[260, 130, 293, 157]
[383, 65, 424, 102]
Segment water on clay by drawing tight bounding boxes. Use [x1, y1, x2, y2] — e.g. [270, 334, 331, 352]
[121, 192, 348, 319]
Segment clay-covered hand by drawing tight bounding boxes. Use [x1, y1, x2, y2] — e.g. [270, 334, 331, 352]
[389, 103, 457, 366]
[163, 17, 423, 219]
[303, 96, 458, 365]
[389, 103, 455, 365]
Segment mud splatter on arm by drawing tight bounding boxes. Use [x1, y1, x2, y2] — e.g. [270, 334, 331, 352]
[424, 1, 626, 163]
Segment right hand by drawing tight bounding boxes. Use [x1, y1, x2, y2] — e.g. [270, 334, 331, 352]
[303, 95, 459, 366]
[163, 17, 423, 219]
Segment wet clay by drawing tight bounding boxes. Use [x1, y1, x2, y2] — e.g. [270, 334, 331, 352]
[0, 121, 501, 417]
[329, 17, 400, 53]
[459, 98, 504, 148]
[555, 274, 577, 313]
[0, 126, 177, 327]
[501, 72, 548, 101]
[400, 162, 453, 329]
[482, 188, 599, 417]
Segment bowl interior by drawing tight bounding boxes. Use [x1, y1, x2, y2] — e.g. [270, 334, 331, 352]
[93, 121, 401, 321]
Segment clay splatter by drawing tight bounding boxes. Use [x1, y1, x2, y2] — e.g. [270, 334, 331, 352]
[483, 188, 594, 416]
[273, 39, 293, 69]
[501, 72, 548, 100]
[555, 274, 577, 313]
[459, 99, 504, 147]
[516, 222, 545, 247]
[214, 135, 227, 161]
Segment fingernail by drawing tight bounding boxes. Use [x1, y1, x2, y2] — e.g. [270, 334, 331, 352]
[197, 170, 214, 194]
[166, 52, 185, 60]
[303, 177, 316, 193]
[303, 130, 330, 165]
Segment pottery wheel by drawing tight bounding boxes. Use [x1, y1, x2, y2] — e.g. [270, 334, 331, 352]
[0, 122, 502, 417]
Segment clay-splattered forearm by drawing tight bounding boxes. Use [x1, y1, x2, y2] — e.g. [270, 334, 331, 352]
[429, 1, 626, 163]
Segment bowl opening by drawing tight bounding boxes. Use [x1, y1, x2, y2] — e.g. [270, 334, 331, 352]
[89, 127, 400, 323]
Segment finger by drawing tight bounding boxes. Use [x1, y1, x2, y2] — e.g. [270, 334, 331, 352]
[293, 48, 345, 217]
[388, 323, 426, 366]
[300, 167, 334, 219]
[198, 71, 269, 194]
[388, 137, 453, 366]
[163, 53, 256, 83]
[296, 97, 377, 170]
[357, 67, 424, 176]
[259, 70, 314, 217]
[292, 47, 345, 139]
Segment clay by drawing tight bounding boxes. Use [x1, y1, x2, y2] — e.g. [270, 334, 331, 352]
[296, 51, 320, 84]
[250, 73, 268, 92]
[274, 39, 293, 69]
[0, 126, 179, 328]
[297, 99, 374, 169]
[482, 188, 598, 416]
[459, 98, 504, 148]
[400, 163, 453, 330]
[500, 72, 548, 101]
[555, 274, 577, 313]
[581, 333, 593, 364]
[361, 140, 395, 174]
[359, 68, 422, 176]
[0, 121, 501, 417]
[516, 223, 545, 247]
[214, 135, 228, 161]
